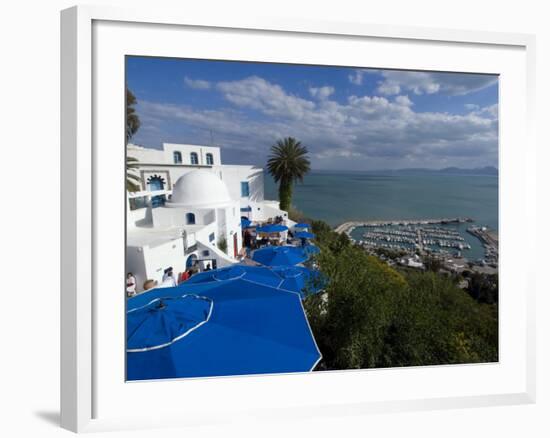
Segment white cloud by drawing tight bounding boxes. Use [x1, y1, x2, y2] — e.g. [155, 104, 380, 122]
[376, 71, 497, 96]
[136, 76, 498, 169]
[477, 104, 498, 119]
[217, 76, 315, 120]
[377, 81, 402, 95]
[184, 77, 211, 90]
[348, 70, 364, 85]
[309, 86, 335, 100]
[394, 95, 413, 107]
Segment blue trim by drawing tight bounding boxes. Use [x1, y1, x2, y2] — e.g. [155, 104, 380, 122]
[240, 181, 250, 197]
[186, 213, 196, 225]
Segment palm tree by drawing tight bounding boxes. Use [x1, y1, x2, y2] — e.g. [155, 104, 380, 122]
[267, 137, 311, 212]
[126, 156, 141, 192]
[126, 88, 141, 192]
[126, 88, 141, 144]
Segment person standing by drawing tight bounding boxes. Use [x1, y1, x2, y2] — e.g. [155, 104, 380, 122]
[179, 270, 190, 283]
[162, 267, 174, 283]
[126, 272, 136, 297]
[159, 270, 177, 288]
[243, 229, 252, 248]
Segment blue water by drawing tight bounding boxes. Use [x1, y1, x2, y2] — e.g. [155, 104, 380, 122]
[264, 171, 498, 261]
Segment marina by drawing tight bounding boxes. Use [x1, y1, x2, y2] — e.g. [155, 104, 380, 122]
[336, 218, 498, 267]
[334, 217, 473, 234]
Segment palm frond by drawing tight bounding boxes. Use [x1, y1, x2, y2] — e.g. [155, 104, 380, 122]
[126, 154, 141, 191]
[126, 172, 141, 183]
[267, 137, 311, 183]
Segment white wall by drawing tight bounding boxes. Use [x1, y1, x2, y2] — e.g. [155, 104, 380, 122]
[163, 143, 221, 166]
[129, 142, 221, 166]
[130, 161, 264, 204]
[125, 245, 148, 292]
[141, 238, 188, 286]
[218, 165, 265, 207]
[129, 144, 265, 204]
[127, 206, 149, 228]
[152, 205, 215, 228]
[3, 1, 548, 438]
[127, 143, 164, 163]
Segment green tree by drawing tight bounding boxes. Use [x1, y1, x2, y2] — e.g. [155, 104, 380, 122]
[126, 88, 141, 192]
[217, 236, 228, 254]
[305, 243, 408, 369]
[304, 220, 498, 370]
[267, 137, 311, 212]
[391, 272, 498, 365]
[126, 156, 141, 192]
[126, 88, 141, 144]
[424, 255, 443, 272]
[464, 271, 499, 304]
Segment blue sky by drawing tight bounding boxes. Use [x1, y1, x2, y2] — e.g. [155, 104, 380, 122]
[127, 56, 498, 170]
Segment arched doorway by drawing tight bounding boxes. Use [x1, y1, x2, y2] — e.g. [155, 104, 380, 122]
[186, 212, 196, 225]
[147, 175, 166, 207]
[186, 254, 198, 269]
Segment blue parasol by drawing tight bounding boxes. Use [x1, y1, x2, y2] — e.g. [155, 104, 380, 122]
[184, 264, 282, 289]
[241, 218, 252, 228]
[252, 245, 307, 266]
[271, 265, 326, 298]
[127, 294, 213, 352]
[303, 245, 321, 257]
[256, 224, 288, 233]
[295, 231, 316, 239]
[126, 279, 321, 380]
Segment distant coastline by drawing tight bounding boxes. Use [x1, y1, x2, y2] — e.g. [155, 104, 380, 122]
[299, 166, 499, 177]
[265, 169, 498, 263]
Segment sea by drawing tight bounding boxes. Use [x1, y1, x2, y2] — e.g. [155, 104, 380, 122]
[264, 171, 498, 261]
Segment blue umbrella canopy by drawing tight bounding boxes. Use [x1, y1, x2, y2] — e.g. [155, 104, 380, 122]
[294, 223, 310, 229]
[126, 279, 321, 380]
[184, 264, 324, 298]
[127, 294, 213, 352]
[252, 245, 307, 266]
[256, 224, 288, 233]
[184, 264, 282, 289]
[240, 218, 252, 228]
[271, 266, 326, 298]
[295, 231, 316, 239]
[303, 245, 321, 257]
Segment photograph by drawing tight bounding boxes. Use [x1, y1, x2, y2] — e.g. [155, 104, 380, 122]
[125, 56, 499, 381]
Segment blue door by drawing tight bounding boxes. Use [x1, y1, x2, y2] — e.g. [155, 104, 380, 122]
[186, 254, 197, 269]
[148, 176, 165, 208]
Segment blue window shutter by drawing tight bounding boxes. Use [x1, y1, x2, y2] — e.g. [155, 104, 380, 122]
[241, 181, 250, 197]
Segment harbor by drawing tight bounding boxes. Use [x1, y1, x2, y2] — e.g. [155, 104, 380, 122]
[335, 217, 498, 272]
[334, 217, 473, 234]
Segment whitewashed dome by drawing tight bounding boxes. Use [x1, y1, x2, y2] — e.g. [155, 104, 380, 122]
[169, 170, 231, 207]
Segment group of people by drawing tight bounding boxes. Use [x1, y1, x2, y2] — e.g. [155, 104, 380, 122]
[242, 226, 294, 252]
[126, 263, 213, 297]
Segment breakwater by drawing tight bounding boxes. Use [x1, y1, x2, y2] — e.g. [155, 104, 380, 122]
[334, 217, 473, 234]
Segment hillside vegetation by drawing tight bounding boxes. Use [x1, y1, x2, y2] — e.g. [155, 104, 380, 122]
[305, 220, 498, 370]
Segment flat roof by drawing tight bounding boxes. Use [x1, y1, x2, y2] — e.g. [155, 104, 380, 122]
[127, 224, 206, 248]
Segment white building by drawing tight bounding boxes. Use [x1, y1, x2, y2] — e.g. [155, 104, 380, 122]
[126, 143, 288, 292]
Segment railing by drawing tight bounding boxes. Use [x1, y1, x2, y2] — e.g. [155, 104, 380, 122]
[127, 189, 173, 199]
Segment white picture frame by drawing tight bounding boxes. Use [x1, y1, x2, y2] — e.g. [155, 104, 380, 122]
[60, 5, 536, 433]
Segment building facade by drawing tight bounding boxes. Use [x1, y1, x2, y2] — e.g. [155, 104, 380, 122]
[126, 143, 288, 292]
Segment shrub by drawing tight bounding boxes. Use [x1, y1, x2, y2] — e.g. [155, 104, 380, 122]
[305, 220, 498, 370]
